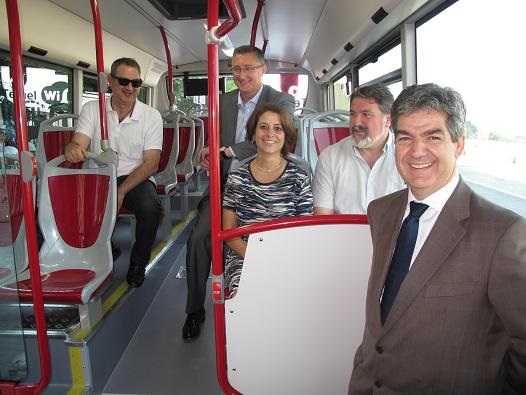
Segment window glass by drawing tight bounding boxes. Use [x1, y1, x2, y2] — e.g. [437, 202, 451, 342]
[387, 81, 403, 100]
[0, 51, 73, 142]
[262, 74, 308, 109]
[359, 44, 401, 85]
[417, 0, 526, 216]
[172, 73, 308, 114]
[333, 75, 349, 111]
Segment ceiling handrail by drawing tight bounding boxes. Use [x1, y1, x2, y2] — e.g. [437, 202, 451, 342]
[159, 26, 176, 111]
[214, 0, 242, 39]
[250, 0, 265, 46]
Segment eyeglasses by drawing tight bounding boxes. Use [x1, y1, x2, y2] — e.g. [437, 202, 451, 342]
[111, 74, 143, 88]
[230, 64, 264, 76]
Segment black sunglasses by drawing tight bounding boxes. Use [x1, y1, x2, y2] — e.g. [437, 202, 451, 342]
[111, 74, 142, 88]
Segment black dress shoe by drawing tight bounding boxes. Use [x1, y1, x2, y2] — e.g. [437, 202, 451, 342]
[182, 309, 205, 339]
[126, 264, 145, 288]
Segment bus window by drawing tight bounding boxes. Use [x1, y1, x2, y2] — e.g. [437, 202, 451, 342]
[417, 0, 526, 217]
[172, 73, 308, 114]
[262, 73, 308, 108]
[359, 44, 401, 86]
[333, 75, 349, 111]
[0, 50, 73, 141]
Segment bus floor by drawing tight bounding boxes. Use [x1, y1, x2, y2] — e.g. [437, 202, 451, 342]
[101, 181, 223, 394]
[101, 243, 223, 395]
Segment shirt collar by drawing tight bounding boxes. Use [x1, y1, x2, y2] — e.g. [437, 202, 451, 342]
[238, 85, 264, 107]
[408, 170, 460, 213]
[107, 95, 140, 120]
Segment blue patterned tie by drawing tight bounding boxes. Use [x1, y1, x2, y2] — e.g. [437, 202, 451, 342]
[380, 201, 429, 324]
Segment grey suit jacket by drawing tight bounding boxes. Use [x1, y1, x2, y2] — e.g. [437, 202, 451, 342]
[349, 178, 526, 395]
[218, 84, 295, 177]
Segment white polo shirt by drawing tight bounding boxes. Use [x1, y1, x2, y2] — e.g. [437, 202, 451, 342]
[76, 97, 163, 178]
[313, 132, 405, 214]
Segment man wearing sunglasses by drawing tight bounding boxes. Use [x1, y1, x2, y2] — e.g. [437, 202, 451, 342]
[183, 45, 296, 340]
[65, 57, 163, 288]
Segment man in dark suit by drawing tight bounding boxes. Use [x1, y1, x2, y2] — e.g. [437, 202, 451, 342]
[349, 83, 526, 394]
[183, 45, 295, 339]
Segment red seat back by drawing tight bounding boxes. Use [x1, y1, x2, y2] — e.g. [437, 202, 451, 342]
[158, 127, 176, 172]
[43, 129, 74, 162]
[177, 126, 192, 165]
[313, 126, 350, 154]
[49, 173, 110, 248]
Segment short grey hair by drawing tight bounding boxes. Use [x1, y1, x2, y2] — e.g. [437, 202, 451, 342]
[232, 45, 265, 64]
[391, 83, 466, 142]
[111, 58, 141, 76]
[350, 83, 394, 115]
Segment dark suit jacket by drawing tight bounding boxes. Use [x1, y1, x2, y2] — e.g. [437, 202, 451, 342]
[218, 84, 295, 177]
[349, 178, 526, 395]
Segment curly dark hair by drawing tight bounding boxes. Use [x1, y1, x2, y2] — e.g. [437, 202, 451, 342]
[246, 103, 296, 156]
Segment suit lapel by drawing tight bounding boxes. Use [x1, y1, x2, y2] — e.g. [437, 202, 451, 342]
[257, 85, 270, 105]
[221, 91, 240, 148]
[381, 180, 472, 333]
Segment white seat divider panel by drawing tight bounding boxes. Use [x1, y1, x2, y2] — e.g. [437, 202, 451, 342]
[225, 222, 372, 395]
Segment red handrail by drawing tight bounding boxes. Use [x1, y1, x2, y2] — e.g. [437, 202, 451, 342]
[159, 26, 175, 109]
[89, 0, 109, 143]
[209, 1, 242, 393]
[221, 214, 368, 241]
[214, 0, 242, 39]
[250, 0, 265, 46]
[1, 1, 50, 394]
[208, 2, 230, 393]
[262, 38, 268, 55]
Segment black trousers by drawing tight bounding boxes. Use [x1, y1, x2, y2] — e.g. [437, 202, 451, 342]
[117, 176, 162, 270]
[185, 195, 212, 314]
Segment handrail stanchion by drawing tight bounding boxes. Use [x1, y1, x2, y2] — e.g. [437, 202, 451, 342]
[2, 0, 51, 393]
[89, 0, 117, 166]
[159, 26, 176, 112]
[250, 0, 265, 46]
[208, 0, 241, 394]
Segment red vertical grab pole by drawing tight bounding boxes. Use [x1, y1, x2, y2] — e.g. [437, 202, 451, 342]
[3, 0, 51, 394]
[89, 0, 109, 143]
[206, 0, 227, 390]
[208, 0, 241, 393]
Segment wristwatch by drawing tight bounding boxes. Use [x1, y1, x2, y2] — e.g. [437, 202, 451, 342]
[219, 146, 229, 160]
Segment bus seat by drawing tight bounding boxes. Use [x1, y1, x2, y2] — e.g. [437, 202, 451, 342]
[154, 123, 180, 239]
[0, 170, 31, 285]
[35, 114, 79, 177]
[307, 110, 350, 172]
[14, 155, 117, 305]
[293, 112, 319, 162]
[175, 115, 196, 218]
[224, 220, 371, 394]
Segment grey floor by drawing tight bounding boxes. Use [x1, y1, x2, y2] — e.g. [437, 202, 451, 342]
[102, 247, 223, 395]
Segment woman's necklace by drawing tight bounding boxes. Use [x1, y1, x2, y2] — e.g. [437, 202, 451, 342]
[255, 158, 283, 173]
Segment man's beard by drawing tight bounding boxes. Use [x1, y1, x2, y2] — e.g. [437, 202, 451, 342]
[351, 125, 375, 149]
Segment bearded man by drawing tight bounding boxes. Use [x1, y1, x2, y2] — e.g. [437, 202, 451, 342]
[313, 83, 405, 214]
